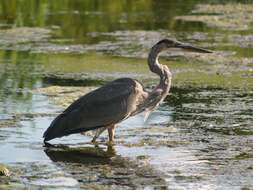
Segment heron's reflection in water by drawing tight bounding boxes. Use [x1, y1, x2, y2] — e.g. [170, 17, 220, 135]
[44, 144, 116, 165]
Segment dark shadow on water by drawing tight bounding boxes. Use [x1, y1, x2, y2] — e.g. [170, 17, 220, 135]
[44, 144, 116, 165]
[43, 76, 105, 87]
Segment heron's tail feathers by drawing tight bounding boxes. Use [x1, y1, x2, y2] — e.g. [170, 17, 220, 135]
[43, 113, 69, 142]
[43, 113, 104, 142]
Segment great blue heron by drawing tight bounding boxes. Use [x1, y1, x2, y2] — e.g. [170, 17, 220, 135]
[43, 39, 212, 144]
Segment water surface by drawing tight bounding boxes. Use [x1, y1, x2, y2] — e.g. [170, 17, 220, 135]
[0, 1, 252, 189]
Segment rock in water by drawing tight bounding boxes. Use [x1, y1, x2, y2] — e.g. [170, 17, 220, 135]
[0, 164, 10, 177]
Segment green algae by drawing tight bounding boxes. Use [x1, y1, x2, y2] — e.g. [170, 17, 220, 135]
[234, 152, 253, 160]
[0, 119, 17, 128]
[175, 3, 253, 31]
[123, 138, 188, 148]
[42, 53, 149, 74]
[174, 71, 253, 90]
[0, 27, 50, 46]
[35, 85, 97, 108]
[0, 28, 252, 91]
[42, 54, 253, 90]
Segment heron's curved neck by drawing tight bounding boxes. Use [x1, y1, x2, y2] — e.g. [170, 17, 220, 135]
[148, 45, 164, 78]
[148, 44, 171, 86]
[132, 43, 172, 116]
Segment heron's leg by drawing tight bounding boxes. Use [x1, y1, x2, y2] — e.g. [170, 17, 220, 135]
[91, 127, 107, 143]
[107, 125, 115, 142]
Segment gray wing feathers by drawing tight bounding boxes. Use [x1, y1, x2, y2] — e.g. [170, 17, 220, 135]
[43, 78, 138, 141]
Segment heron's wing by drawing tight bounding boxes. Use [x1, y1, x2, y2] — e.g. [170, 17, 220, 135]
[43, 78, 140, 141]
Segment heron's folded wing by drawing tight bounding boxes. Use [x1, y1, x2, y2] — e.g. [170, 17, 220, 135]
[43, 78, 138, 141]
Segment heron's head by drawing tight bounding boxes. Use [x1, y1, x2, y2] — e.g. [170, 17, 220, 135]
[156, 39, 212, 53]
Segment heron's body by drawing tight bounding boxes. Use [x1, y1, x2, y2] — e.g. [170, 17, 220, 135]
[44, 78, 149, 141]
[43, 39, 211, 143]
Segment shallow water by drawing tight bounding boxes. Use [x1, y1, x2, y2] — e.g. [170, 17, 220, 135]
[0, 0, 253, 189]
[0, 86, 252, 189]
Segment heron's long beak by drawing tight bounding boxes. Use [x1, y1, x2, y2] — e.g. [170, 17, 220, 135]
[175, 42, 212, 53]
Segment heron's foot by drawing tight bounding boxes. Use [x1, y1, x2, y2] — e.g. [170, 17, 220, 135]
[91, 127, 107, 144]
[91, 138, 99, 145]
[106, 140, 115, 146]
[91, 135, 98, 143]
[44, 141, 55, 148]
